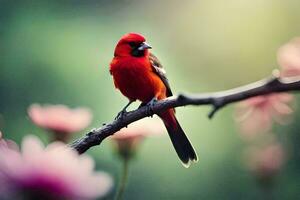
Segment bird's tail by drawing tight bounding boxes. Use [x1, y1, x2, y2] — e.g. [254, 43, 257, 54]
[159, 109, 198, 167]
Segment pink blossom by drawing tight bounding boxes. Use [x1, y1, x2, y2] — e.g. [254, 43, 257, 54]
[245, 143, 285, 181]
[277, 37, 300, 77]
[111, 118, 164, 159]
[0, 131, 18, 151]
[0, 135, 112, 200]
[235, 93, 294, 139]
[28, 104, 92, 142]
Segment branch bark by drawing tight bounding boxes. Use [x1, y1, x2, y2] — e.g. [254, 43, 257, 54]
[70, 70, 300, 154]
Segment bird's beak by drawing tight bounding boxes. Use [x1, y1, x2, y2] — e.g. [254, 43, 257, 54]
[138, 42, 152, 51]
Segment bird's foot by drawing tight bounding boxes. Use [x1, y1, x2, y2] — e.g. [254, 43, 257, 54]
[138, 102, 147, 109]
[114, 100, 135, 120]
[115, 109, 127, 120]
[146, 97, 158, 117]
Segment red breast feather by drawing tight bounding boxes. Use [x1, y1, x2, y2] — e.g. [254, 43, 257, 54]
[110, 56, 164, 102]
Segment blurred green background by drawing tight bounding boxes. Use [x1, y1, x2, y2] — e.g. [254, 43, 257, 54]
[1, 0, 300, 199]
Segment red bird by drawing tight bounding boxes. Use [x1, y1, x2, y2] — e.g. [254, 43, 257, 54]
[110, 33, 197, 167]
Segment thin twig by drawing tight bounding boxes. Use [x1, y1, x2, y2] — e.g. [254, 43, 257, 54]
[70, 71, 300, 154]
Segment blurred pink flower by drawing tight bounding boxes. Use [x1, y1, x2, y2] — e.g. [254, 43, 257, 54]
[235, 93, 294, 138]
[277, 37, 300, 77]
[0, 131, 18, 151]
[28, 104, 92, 142]
[0, 135, 112, 200]
[245, 143, 285, 183]
[111, 118, 164, 159]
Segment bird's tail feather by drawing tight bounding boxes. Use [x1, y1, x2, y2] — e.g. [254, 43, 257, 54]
[160, 110, 198, 167]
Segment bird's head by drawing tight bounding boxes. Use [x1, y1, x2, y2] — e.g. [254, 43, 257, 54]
[114, 33, 152, 57]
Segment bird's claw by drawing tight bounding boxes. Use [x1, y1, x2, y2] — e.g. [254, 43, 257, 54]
[115, 110, 127, 120]
[146, 98, 158, 117]
[138, 102, 147, 109]
[115, 100, 134, 120]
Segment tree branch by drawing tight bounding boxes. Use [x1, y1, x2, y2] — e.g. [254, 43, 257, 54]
[70, 70, 300, 154]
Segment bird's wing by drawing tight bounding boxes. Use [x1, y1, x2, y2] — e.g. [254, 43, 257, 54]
[149, 53, 173, 97]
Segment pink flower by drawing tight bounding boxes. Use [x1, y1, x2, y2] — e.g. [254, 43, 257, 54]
[28, 104, 92, 142]
[235, 93, 294, 139]
[111, 118, 164, 159]
[0, 131, 18, 151]
[0, 135, 112, 200]
[277, 37, 300, 77]
[245, 143, 285, 183]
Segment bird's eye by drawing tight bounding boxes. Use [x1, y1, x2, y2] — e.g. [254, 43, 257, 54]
[128, 42, 137, 48]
